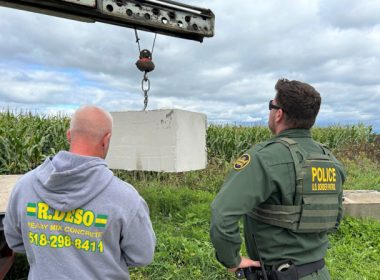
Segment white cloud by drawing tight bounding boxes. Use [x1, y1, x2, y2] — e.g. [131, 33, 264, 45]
[0, 0, 379, 132]
[318, 0, 380, 29]
[201, 65, 238, 79]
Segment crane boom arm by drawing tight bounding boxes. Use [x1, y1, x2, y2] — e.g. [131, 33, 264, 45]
[0, 0, 215, 42]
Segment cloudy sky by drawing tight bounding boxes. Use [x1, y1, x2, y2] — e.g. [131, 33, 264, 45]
[0, 0, 379, 132]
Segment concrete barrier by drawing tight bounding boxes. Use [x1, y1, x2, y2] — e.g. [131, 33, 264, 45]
[0, 175, 22, 214]
[343, 190, 380, 221]
[106, 109, 207, 172]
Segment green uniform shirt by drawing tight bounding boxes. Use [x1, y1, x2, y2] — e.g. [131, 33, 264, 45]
[210, 129, 346, 268]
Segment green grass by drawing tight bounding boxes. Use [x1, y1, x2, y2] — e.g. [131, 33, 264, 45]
[327, 217, 380, 280]
[2, 112, 380, 279]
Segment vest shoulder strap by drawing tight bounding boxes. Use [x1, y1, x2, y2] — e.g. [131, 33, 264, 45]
[274, 137, 306, 205]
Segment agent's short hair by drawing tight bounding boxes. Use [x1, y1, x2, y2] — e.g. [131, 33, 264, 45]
[275, 79, 321, 129]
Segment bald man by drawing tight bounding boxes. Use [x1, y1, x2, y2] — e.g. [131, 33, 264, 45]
[68, 106, 113, 159]
[4, 105, 156, 280]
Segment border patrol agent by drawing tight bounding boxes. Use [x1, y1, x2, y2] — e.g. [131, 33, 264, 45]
[210, 79, 346, 280]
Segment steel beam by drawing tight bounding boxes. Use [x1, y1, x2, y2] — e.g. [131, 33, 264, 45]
[0, 0, 215, 42]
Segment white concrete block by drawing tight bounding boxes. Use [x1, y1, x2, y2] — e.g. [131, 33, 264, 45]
[343, 190, 380, 221]
[106, 109, 207, 172]
[0, 175, 23, 213]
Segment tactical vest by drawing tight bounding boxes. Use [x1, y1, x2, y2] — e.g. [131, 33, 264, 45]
[248, 137, 342, 233]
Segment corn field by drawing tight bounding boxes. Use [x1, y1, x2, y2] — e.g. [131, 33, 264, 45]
[208, 123, 376, 162]
[0, 111, 69, 174]
[207, 125, 272, 162]
[0, 111, 377, 174]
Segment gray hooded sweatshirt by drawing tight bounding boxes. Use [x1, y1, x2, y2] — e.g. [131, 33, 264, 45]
[4, 151, 156, 280]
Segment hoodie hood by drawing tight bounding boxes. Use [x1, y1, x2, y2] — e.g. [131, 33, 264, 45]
[34, 151, 113, 212]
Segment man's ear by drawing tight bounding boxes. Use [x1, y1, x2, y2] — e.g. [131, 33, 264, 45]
[67, 129, 71, 143]
[103, 132, 112, 147]
[275, 108, 284, 124]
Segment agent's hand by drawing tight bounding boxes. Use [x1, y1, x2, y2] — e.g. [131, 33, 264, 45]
[228, 256, 261, 272]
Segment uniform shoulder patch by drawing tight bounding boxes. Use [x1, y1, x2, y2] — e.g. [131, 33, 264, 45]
[234, 154, 251, 170]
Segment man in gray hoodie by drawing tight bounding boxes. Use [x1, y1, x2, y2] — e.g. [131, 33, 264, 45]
[4, 105, 156, 280]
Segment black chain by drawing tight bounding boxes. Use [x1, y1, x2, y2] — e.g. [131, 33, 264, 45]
[142, 72, 150, 111]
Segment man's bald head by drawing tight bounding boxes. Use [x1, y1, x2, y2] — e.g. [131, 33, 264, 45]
[70, 106, 113, 141]
[68, 105, 113, 158]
